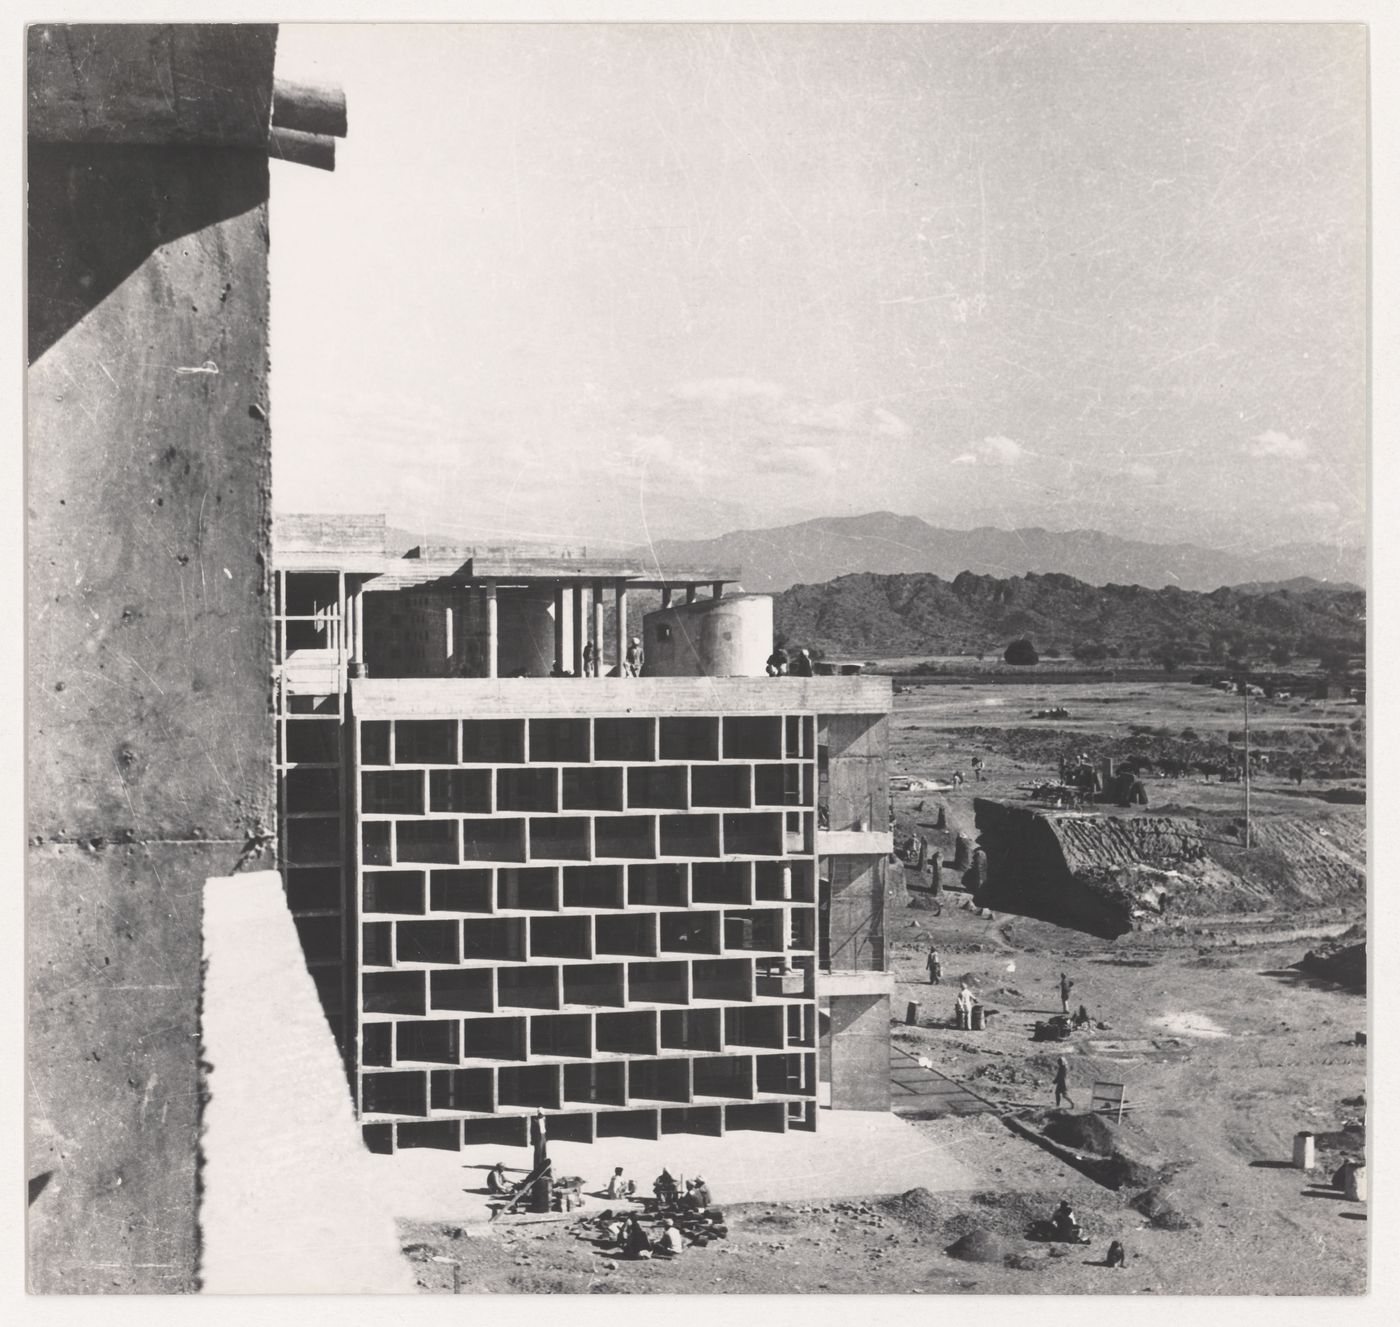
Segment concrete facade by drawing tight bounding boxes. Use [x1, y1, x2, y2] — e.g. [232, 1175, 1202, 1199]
[271, 529, 896, 1152]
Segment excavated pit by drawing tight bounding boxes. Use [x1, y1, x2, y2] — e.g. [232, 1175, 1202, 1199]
[971, 799, 1365, 939]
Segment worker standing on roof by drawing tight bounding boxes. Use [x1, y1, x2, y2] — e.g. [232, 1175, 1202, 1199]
[625, 636, 644, 677]
[582, 640, 597, 678]
[766, 646, 788, 676]
[789, 648, 814, 677]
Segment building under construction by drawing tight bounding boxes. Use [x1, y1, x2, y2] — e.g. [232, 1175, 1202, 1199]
[274, 514, 894, 1153]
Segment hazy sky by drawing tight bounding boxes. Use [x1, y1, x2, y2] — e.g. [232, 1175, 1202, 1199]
[270, 23, 1366, 552]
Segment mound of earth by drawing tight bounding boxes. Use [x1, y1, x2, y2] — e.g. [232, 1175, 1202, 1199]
[877, 1187, 945, 1232]
[1031, 1111, 1165, 1190]
[1042, 1110, 1120, 1155]
[972, 800, 1365, 937]
[945, 1227, 1010, 1263]
[1129, 1186, 1194, 1230]
[1297, 923, 1366, 991]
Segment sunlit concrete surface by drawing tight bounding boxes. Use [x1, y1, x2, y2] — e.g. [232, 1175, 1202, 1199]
[370, 1108, 978, 1226]
[199, 872, 416, 1293]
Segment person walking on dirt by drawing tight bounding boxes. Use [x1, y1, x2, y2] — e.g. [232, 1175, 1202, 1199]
[927, 946, 943, 985]
[1059, 972, 1074, 1014]
[951, 770, 964, 789]
[1054, 1056, 1075, 1108]
[972, 756, 984, 782]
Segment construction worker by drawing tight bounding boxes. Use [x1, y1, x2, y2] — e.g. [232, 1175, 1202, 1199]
[1054, 1056, 1075, 1109]
[765, 646, 788, 676]
[788, 648, 814, 677]
[582, 640, 597, 677]
[1059, 971, 1074, 1013]
[625, 636, 644, 677]
[926, 946, 943, 985]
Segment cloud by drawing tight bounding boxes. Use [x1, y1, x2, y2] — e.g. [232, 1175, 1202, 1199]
[624, 432, 705, 483]
[873, 407, 911, 437]
[671, 377, 787, 404]
[783, 400, 861, 432]
[1246, 429, 1310, 459]
[960, 435, 1025, 466]
[759, 444, 839, 478]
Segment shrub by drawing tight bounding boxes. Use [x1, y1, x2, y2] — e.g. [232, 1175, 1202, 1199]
[1004, 638, 1040, 666]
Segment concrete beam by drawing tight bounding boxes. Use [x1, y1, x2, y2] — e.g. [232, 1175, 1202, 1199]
[817, 829, 895, 856]
[352, 676, 893, 720]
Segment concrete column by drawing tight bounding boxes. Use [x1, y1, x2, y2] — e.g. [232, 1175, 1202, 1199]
[592, 579, 605, 676]
[572, 585, 584, 676]
[615, 581, 628, 674]
[828, 992, 892, 1111]
[553, 587, 566, 675]
[661, 586, 672, 609]
[711, 581, 723, 600]
[485, 580, 498, 679]
[686, 586, 697, 605]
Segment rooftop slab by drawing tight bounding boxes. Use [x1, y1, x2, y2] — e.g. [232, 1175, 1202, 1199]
[351, 675, 893, 720]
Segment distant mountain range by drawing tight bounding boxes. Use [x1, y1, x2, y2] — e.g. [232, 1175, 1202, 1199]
[773, 569, 1366, 659]
[641, 513, 1364, 595]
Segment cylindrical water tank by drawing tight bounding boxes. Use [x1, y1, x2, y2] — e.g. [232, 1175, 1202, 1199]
[1293, 1131, 1316, 1170]
[497, 590, 555, 677]
[642, 594, 773, 677]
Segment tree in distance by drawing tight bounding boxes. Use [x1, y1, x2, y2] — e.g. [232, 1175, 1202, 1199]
[1004, 638, 1040, 666]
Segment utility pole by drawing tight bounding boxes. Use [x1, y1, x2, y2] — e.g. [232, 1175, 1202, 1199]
[1241, 672, 1252, 850]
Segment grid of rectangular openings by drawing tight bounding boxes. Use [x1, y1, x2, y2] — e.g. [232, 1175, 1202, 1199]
[355, 711, 819, 1151]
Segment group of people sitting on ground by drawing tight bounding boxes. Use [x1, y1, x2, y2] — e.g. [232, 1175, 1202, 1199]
[578, 1168, 727, 1258]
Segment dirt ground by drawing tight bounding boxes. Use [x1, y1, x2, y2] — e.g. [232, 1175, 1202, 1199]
[393, 678, 1368, 1295]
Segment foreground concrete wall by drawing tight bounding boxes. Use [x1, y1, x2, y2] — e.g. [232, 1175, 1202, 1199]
[27, 30, 277, 1291]
[201, 872, 416, 1294]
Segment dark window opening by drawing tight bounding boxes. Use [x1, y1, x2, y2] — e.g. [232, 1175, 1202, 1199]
[563, 864, 624, 910]
[627, 764, 687, 810]
[460, 719, 525, 764]
[497, 767, 557, 813]
[429, 769, 492, 814]
[561, 963, 626, 1008]
[461, 917, 525, 962]
[692, 1056, 754, 1101]
[428, 967, 494, 1013]
[430, 868, 492, 913]
[628, 863, 688, 908]
[690, 862, 749, 906]
[691, 763, 751, 808]
[627, 960, 690, 1006]
[496, 965, 560, 1011]
[461, 1016, 527, 1061]
[361, 1071, 427, 1117]
[593, 815, 655, 860]
[496, 867, 557, 912]
[362, 971, 425, 1016]
[561, 766, 624, 812]
[530, 914, 592, 960]
[529, 718, 589, 763]
[659, 813, 720, 858]
[659, 716, 718, 762]
[594, 717, 653, 762]
[723, 715, 783, 761]
[396, 1019, 459, 1064]
[393, 720, 457, 765]
[594, 1011, 658, 1057]
[530, 1014, 592, 1059]
[362, 770, 424, 815]
[528, 816, 590, 861]
[363, 870, 423, 915]
[594, 912, 658, 958]
[397, 820, 459, 864]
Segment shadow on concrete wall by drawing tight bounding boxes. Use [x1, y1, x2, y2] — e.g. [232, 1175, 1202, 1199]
[28, 144, 269, 362]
